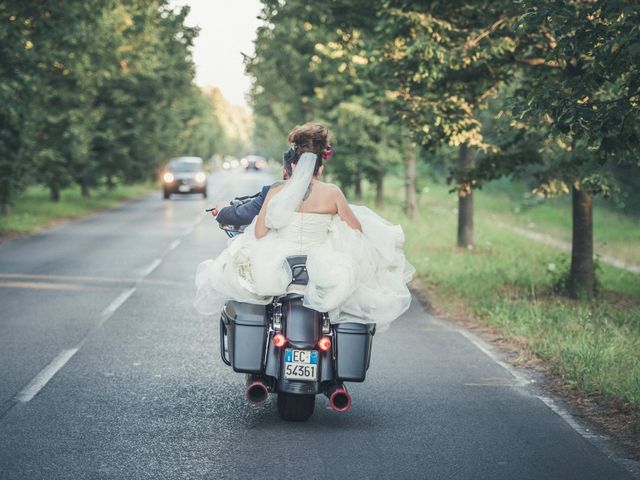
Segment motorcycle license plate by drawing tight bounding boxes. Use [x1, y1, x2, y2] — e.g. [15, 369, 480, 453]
[284, 348, 318, 381]
[178, 185, 191, 192]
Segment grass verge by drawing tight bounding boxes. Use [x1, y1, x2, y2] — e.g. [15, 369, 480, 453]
[362, 176, 640, 453]
[0, 183, 157, 238]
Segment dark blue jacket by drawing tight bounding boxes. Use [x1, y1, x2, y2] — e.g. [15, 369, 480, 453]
[216, 184, 270, 226]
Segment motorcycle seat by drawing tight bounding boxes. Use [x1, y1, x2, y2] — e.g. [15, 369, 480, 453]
[285, 255, 309, 286]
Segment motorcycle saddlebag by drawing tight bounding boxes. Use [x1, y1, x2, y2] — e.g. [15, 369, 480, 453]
[222, 301, 268, 374]
[334, 322, 375, 382]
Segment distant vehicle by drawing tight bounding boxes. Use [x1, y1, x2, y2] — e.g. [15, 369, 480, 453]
[162, 156, 207, 199]
[222, 156, 240, 170]
[244, 155, 265, 171]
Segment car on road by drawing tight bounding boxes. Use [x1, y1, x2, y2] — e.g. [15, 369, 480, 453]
[243, 155, 265, 171]
[162, 156, 207, 199]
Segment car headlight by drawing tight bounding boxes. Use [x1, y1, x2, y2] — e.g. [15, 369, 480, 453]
[163, 172, 174, 183]
[195, 172, 206, 183]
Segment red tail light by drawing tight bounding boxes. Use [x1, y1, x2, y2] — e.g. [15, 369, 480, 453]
[273, 333, 286, 348]
[318, 337, 332, 351]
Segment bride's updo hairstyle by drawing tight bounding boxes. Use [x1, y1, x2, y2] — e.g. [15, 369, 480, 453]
[287, 122, 330, 175]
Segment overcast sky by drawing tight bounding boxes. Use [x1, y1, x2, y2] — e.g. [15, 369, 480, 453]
[172, 0, 263, 109]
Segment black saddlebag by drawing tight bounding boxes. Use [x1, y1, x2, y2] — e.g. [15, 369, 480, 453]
[221, 301, 268, 373]
[334, 322, 376, 382]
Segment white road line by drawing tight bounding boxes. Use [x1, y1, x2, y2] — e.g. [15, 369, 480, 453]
[9, 233, 187, 408]
[535, 394, 599, 439]
[455, 328, 532, 388]
[14, 348, 79, 402]
[425, 305, 603, 443]
[99, 287, 136, 324]
[140, 258, 162, 277]
[182, 214, 205, 237]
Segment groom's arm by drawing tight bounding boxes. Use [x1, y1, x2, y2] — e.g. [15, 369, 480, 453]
[216, 184, 271, 226]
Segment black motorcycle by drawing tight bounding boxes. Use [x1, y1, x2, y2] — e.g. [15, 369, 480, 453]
[206, 204, 375, 421]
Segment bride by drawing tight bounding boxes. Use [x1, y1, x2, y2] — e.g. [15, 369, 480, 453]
[195, 123, 414, 331]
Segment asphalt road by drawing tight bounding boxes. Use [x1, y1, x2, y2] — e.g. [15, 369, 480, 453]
[0, 170, 635, 480]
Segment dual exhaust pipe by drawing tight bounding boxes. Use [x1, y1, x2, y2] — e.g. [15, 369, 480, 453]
[246, 378, 269, 404]
[245, 378, 352, 413]
[325, 383, 352, 413]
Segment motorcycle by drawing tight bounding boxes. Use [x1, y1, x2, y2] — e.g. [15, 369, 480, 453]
[205, 202, 375, 421]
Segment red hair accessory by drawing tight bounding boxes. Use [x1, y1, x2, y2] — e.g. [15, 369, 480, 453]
[323, 144, 333, 160]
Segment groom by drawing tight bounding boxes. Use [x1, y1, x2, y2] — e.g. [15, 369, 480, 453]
[215, 148, 294, 227]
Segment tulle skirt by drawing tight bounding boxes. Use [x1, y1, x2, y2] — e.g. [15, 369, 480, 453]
[194, 205, 414, 331]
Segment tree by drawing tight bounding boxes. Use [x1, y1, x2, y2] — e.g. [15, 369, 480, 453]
[508, 0, 640, 297]
[0, 0, 227, 209]
[368, 1, 519, 246]
[327, 101, 402, 205]
[247, 0, 406, 203]
[0, 1, 40, 214]
[90, 0, 200, 187]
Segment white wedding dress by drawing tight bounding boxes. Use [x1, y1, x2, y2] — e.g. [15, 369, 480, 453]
[194, 206, 414, 331]
[194, 152, 414, 331]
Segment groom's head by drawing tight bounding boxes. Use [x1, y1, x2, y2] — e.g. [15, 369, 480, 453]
[282, 147, 294, 179]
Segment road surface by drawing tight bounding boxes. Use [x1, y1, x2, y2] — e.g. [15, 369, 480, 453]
[0, 170, 635, 479]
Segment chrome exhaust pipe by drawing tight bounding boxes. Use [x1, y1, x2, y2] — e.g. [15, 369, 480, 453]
[246, 379, 269, 405]
[325, 384, 352, 413]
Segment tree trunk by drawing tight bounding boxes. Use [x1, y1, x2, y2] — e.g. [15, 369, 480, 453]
[81, 181, 90, 198]
[1, 202, 11, 216]
[106, 173, 115, 191]
[354, 174, 362, 200]
[457, 143, 474, 248]
[375, 168, 384, 208]
[568, 185, 595, 298]
[404, 141, 417, 219]
[50, 183, 61, 202]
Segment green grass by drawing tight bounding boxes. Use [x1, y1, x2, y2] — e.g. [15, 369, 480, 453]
[363, 176, 640, 408]
[424, 179, 640, 265]
[0, 183, 157, 236]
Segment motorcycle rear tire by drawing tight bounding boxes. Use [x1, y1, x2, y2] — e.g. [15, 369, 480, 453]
[277, 393, 315, 422]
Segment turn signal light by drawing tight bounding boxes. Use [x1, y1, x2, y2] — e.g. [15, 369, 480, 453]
[272, 333, 286, 348]
[318, 337, 332, 351]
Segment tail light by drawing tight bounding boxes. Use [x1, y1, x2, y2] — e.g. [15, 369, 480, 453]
[317, 336, 332, 351]
[272, 333, 286, 348]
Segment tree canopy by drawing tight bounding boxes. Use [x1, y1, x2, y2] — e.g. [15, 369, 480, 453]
[0, 0, 237, 211]
[247, 0, 640, 297]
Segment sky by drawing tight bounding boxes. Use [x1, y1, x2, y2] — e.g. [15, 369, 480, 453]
[172, 0, 263, 110]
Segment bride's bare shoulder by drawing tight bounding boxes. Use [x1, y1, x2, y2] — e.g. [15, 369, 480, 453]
[316, 181, 342, 195]
[267, 181, 286, 195]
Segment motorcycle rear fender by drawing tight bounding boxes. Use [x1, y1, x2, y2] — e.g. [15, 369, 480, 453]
[284, 295, 320, 348]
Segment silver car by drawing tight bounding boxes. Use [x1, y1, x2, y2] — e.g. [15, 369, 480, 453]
[162, 157, 207, 199]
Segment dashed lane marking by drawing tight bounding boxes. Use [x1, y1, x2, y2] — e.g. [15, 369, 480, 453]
[14, 349, 79, 403]
[4, 220, 193, 410]
[139, 258, 162, 277]
[99, 287, 136, 325]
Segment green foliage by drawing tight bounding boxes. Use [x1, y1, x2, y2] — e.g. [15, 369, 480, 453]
[511, 0, 640, 192]
[0, 0, 232, 210]
[246, 0, 406, 186]
[202, 86, 252, 157]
